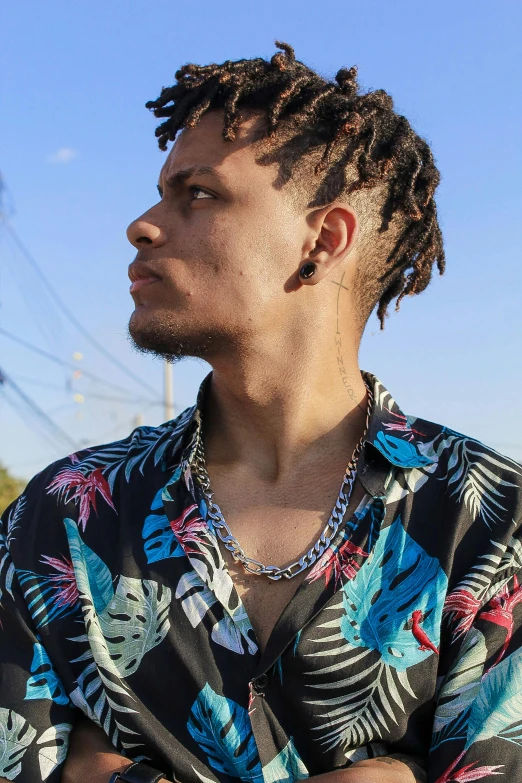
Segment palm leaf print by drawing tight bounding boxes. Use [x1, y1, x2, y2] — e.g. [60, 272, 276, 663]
[72, 406, 194, 491]
[17, 554, 80, 629]
[304, 517, 445, 750]
[437, 433, 522, 528]
[465, 644, 522, 750]
[432, 629, 487, 745]
[306, 655, 414, 750]
[5, 495, 24, 546]
[0, 496, 25, 602]
[0, 708, 37, 780]
[64, 518, 114, 613]
[36, 723, 72, 781]
[187, 683, 262, 782]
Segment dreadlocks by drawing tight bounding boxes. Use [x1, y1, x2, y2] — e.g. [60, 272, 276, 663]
[145, 42, 444, 328]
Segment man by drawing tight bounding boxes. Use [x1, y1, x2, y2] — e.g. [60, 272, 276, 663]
[1, 42, 521, 783]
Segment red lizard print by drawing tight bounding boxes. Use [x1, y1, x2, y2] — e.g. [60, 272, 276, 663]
[410, 610, 439, 655]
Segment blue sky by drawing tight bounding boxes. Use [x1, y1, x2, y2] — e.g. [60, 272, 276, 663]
[1, 0, 521, 479]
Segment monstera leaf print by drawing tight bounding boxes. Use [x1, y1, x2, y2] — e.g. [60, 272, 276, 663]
[37, 723, 72, 781]
[0, 707, 37, 780]
[93, 576, 171, 678]
[142, 486, 184, 564]
[340, 517, 447, 670]
[65, 518, 171, 744]
[175, 570, 256, 655]
[262, 738, 308, 783]
[188, 683, 262, 781]
[373, 433, 433, 468]
[25, 643, 70, 705]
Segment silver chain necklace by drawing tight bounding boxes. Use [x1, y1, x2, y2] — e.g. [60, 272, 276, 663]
[192, 386, 373, 581]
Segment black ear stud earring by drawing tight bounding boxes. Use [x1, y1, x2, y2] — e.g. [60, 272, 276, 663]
[299, 262, 317, 280]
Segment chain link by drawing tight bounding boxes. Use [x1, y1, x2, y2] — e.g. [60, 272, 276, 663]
[192, 386, 373, 581]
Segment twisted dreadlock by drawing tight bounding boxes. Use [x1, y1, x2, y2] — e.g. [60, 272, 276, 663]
[146, 42, 444, 328]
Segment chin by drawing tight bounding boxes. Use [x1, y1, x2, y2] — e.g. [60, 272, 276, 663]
[127, 311, 223, 363]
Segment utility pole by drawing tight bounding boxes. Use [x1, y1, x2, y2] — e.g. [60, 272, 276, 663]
[164, 359, 174, 421]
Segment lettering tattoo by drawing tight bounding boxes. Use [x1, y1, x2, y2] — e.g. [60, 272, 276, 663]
[332, 272, 366, 414]
[374, 754, 428, 783]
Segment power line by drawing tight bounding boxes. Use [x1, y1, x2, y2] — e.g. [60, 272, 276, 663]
[1, 218, 159, 397]
[0, 366, 79, 451]
[9, 372, 162, 406]
[0, 326, 160, 403]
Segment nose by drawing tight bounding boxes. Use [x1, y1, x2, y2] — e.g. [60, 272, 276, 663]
[126, 217, 166, 249]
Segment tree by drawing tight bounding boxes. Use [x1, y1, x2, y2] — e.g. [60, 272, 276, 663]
[0, 462, 26, 516]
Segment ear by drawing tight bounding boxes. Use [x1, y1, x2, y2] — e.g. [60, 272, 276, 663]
[298, 204, 359, 286]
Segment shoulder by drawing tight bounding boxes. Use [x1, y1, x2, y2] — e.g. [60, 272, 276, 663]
[392, 412, 522, 558]
[1, 406, 195, 564]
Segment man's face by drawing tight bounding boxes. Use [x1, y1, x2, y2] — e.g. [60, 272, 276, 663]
[127, 111, 307, 363]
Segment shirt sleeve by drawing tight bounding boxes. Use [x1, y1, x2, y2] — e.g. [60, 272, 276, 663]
[429, 561, 522, 782]
[0, 488, 78, 782]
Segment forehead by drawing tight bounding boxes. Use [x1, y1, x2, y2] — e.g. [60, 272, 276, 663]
[159, 110, 265, 183]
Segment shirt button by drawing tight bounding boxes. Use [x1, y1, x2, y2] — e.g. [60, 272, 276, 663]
[252, 674, 269, 694]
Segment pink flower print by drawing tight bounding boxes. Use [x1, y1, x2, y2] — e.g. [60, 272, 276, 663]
[383, 410, 426, 441]
[169, 504, 208, 553]
[442, 589, 482, 641]
[435, 750, 503, 782]
[479, 574, 522, 671]
[39, 554, 79, 610]
[46, 467, 116, 531]
[307, 538, 369, 588]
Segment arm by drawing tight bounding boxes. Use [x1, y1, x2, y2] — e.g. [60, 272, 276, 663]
[429, 564, 522, 782]
[62, 719, 423, 783]
[0, 491, 79, 782]
[61, 719, 170, 783]
[312, 755, 426, 782]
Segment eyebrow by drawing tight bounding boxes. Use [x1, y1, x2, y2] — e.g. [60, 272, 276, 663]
[157, 165, 222, 194]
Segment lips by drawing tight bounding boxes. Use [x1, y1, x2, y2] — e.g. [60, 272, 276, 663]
[129, 277, 161, 294]
[128, 261, 162, 295]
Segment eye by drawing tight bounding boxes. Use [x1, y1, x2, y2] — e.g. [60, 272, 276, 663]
[189, 186, 214, 201]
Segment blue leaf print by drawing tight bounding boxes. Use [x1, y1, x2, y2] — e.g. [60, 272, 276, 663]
[262, 738, 308, 783]
[373, 433, 433, 468]
[143, 487, 184, 564]
[465, 643, 522, 749]
[187, 683, 262, 782]
[25, 643, 70, 705]
[64, 518, 114, 613]
[340, 517, 447, 670]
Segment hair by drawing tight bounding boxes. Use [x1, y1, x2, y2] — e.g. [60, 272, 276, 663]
[145, 41, 445, 328]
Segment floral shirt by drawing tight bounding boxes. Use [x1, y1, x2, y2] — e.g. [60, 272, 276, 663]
[1, 372, 522, 783]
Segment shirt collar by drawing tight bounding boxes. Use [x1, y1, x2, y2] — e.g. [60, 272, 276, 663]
[161, 370, 437, 497]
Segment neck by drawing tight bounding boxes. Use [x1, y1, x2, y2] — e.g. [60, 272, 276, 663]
[202, 318, 368, 483]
